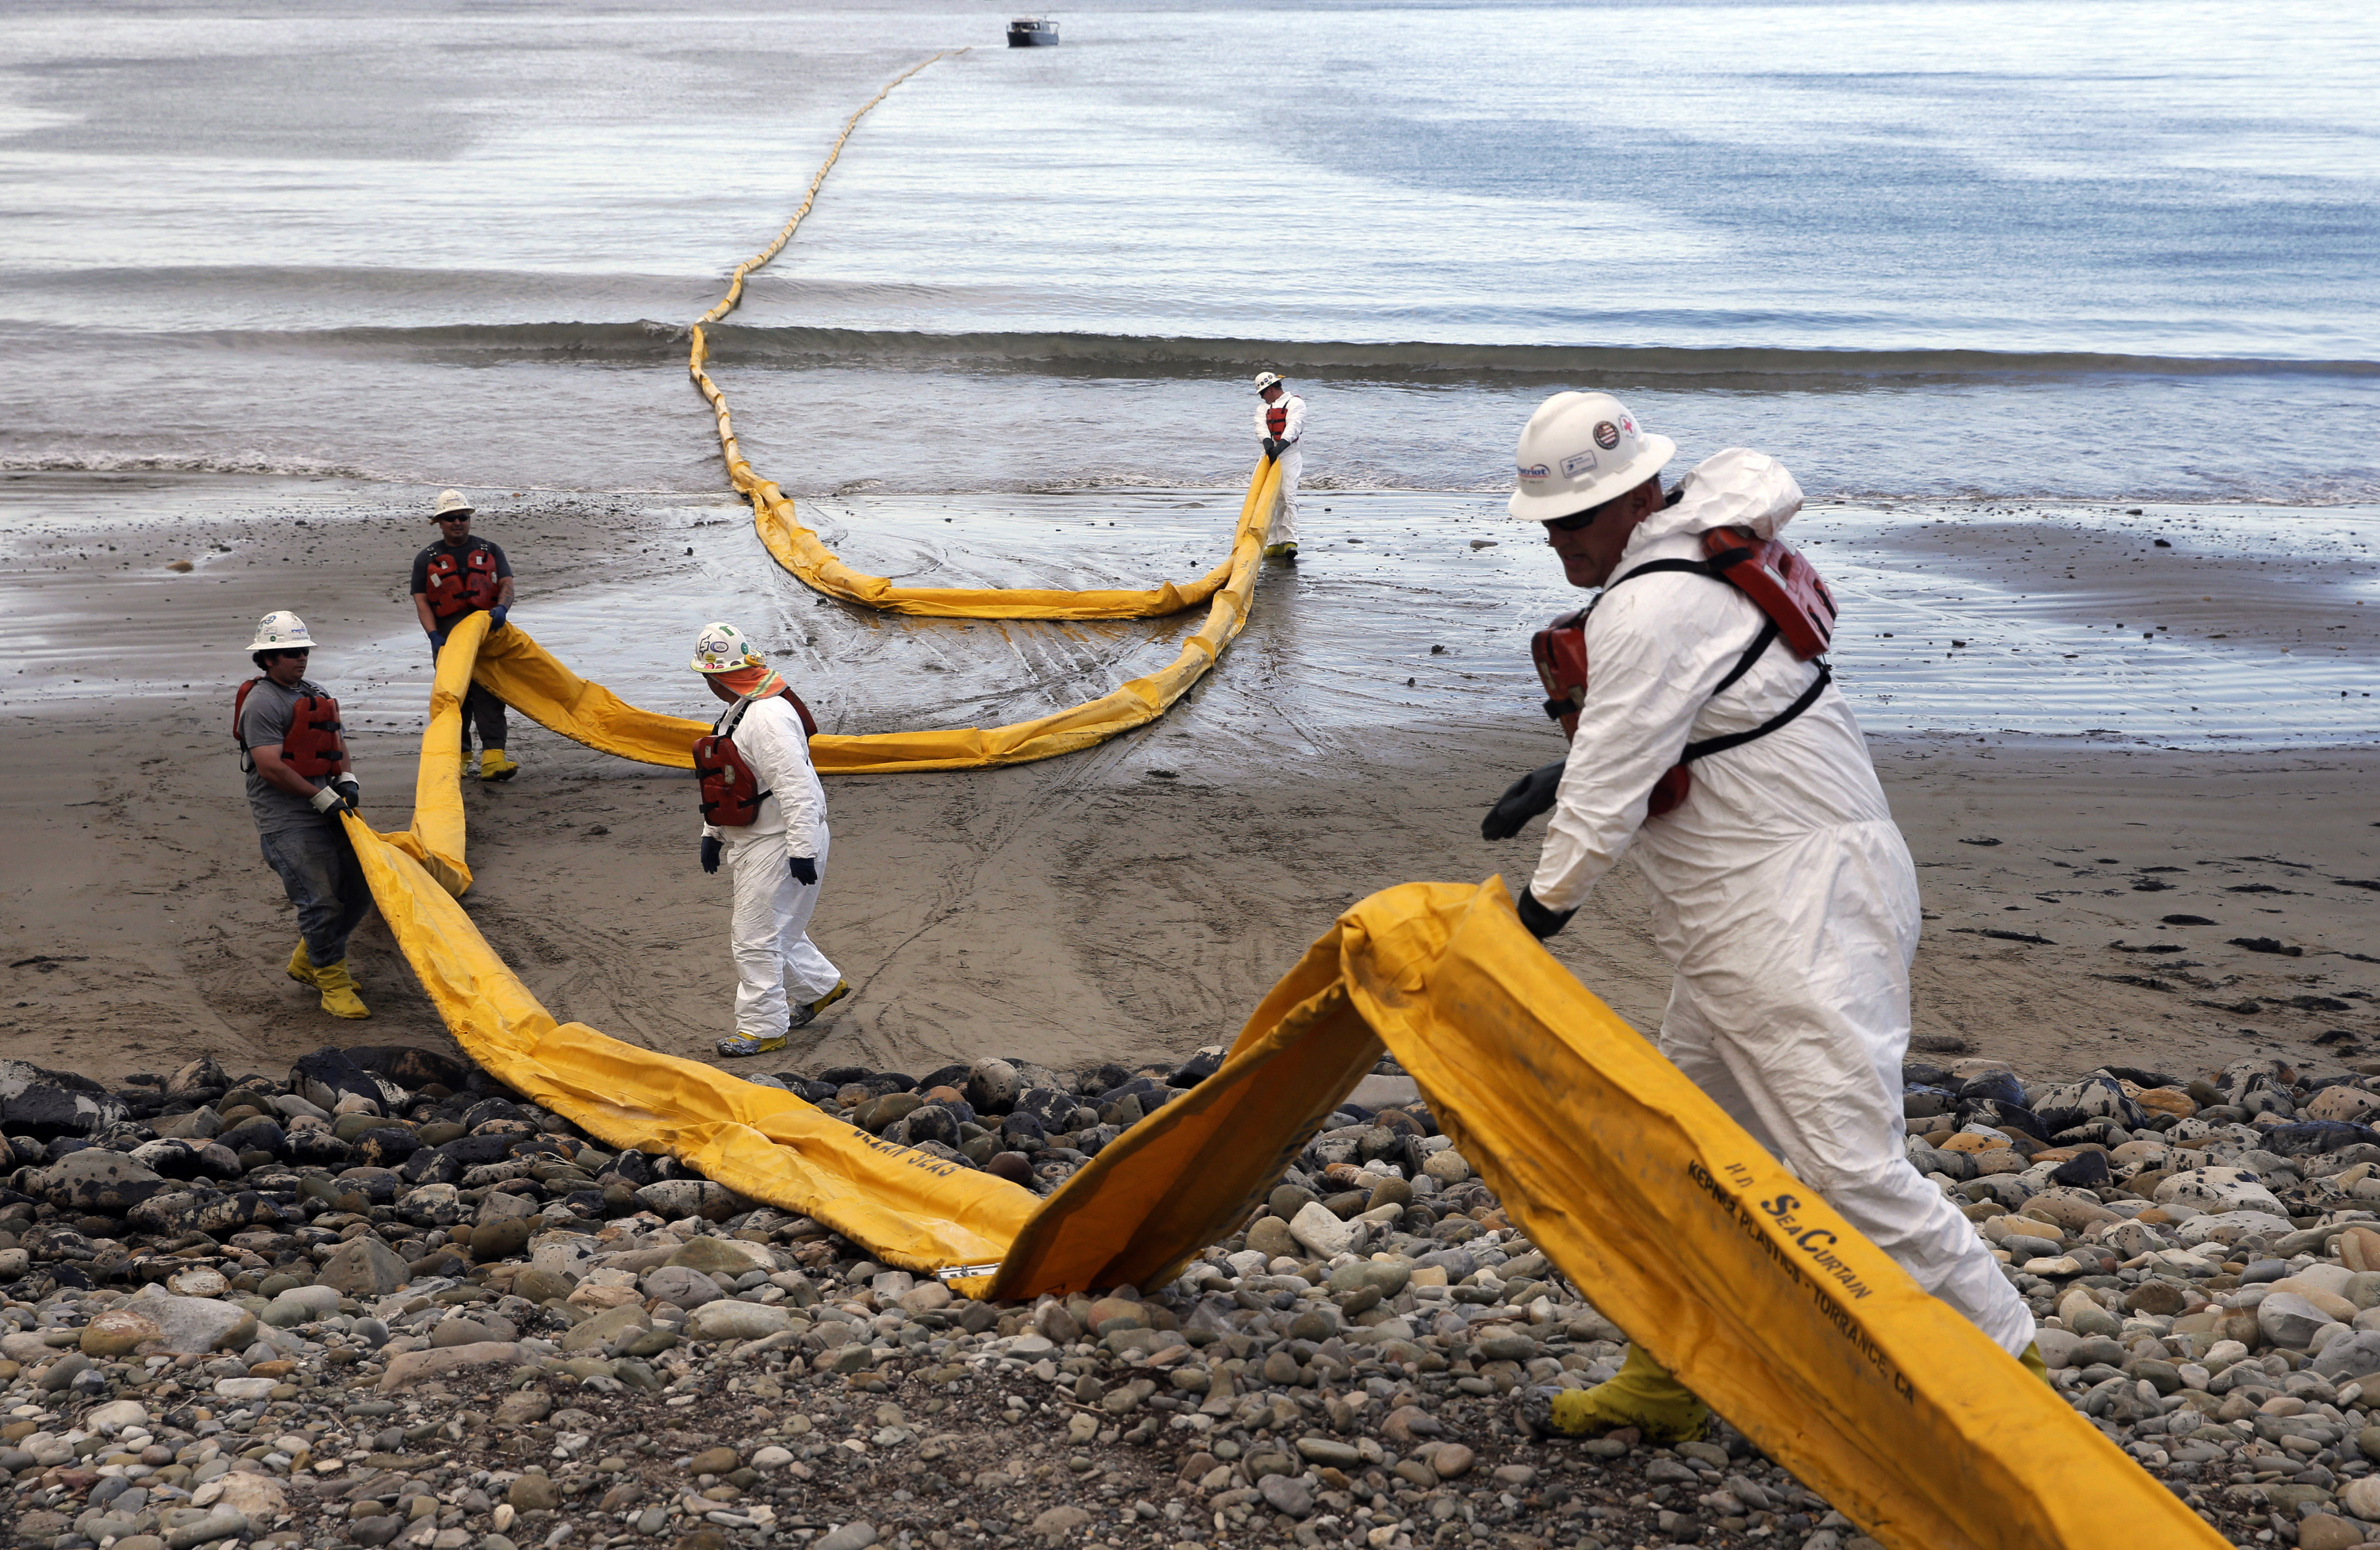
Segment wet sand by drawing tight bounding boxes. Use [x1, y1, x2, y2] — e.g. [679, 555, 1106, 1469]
[2, 474, 2374, 1086]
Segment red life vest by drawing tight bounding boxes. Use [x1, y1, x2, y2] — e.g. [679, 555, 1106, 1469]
[1529, 526, 1837, 819]
[1265, 401, 1289, 437]
[1699, 526, 1837, 658]
[693, 689, 816, 827]
[233, 681, 347, 778]
[423, 543, 500, 621]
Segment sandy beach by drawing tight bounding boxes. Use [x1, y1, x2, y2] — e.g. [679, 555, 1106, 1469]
[3, 474, 2373, 1088]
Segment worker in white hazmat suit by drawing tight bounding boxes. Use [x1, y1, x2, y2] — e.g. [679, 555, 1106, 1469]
[687, 621, 850, 1057]
[1482, 392, 2041, 1442]
[1252, 371, 1304, 560]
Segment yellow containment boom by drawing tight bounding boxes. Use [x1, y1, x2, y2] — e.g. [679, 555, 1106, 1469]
[432, 455, 1276, 821]
[685, 48, 1250, 621]
[344, 807, 1032, 1267]
[376, 608, 492, 899]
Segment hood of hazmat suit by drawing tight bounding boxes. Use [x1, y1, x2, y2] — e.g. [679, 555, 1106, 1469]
[1637, 444, 1802, 544]
[1527, 446, 2034, 1355]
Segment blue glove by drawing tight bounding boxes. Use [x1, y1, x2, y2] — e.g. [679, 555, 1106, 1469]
[426, 628, 447, 653]
[487, 604, 509, 631]
[789, 857, 818, 886]
[700, 836, 721, 875]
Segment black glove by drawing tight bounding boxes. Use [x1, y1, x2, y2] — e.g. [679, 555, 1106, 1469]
[1515, 888, 1576, 941]
[789, 857, 818, 886]
[426, 628, 447, 654]
[487, 604, 509, 631]
[330, 775, 362, 813]
[699, 836, 721, 875]
[1261, 437, 1281, 460]
[1481, 761, 1564, 841]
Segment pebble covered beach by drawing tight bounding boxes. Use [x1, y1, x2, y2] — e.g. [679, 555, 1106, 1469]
[10, 1044, 2380, 1550]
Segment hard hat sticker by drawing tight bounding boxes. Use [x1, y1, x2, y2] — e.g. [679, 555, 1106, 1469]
[1517, 462, 1550, 481]
[1560, 450, 1600, 478]
[1594, 420, 1622, 451]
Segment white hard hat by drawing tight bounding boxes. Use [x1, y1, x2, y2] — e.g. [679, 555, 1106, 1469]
[1252, 372, 1284, 394]
[246, 609, 315, 654]
[689, 620, 762, 675]
[1507, 392, 1676, 523]
[432, 489, 474, 520]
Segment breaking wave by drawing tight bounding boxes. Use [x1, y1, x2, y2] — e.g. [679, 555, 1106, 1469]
[15, 320, 2379, 387]
[0, 450, 379, 479]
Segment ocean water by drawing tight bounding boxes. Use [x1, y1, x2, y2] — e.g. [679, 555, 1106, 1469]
[1, 0, 2375, 502]
[2, 2, 2376, 748]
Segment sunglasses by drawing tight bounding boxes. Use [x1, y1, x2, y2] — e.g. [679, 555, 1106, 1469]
[1545, 507, 1604, 533]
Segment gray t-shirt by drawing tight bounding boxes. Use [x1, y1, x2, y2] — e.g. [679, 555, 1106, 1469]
[240, 676, 335, 836]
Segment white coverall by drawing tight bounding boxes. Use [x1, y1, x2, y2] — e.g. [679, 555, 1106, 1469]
[1253, 392, 1305, 546]
[1530, 447, 2033, 1356]
[701, 693, 841, 1039]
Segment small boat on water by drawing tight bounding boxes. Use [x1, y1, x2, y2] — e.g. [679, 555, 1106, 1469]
[1007, 16, 1059, 46]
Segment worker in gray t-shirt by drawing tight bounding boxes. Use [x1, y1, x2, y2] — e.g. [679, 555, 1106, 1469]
[235, 609, 373, 1019]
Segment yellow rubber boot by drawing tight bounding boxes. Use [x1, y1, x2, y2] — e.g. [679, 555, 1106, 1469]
[2020, 1341, 2052, 1387]
[1522, 1344, 1710, 1444]
[313, 960, 371, 1020]
[286, 941, 317, 987]
[479, 750, 520, 782]
[791, 978, 851, 1030]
